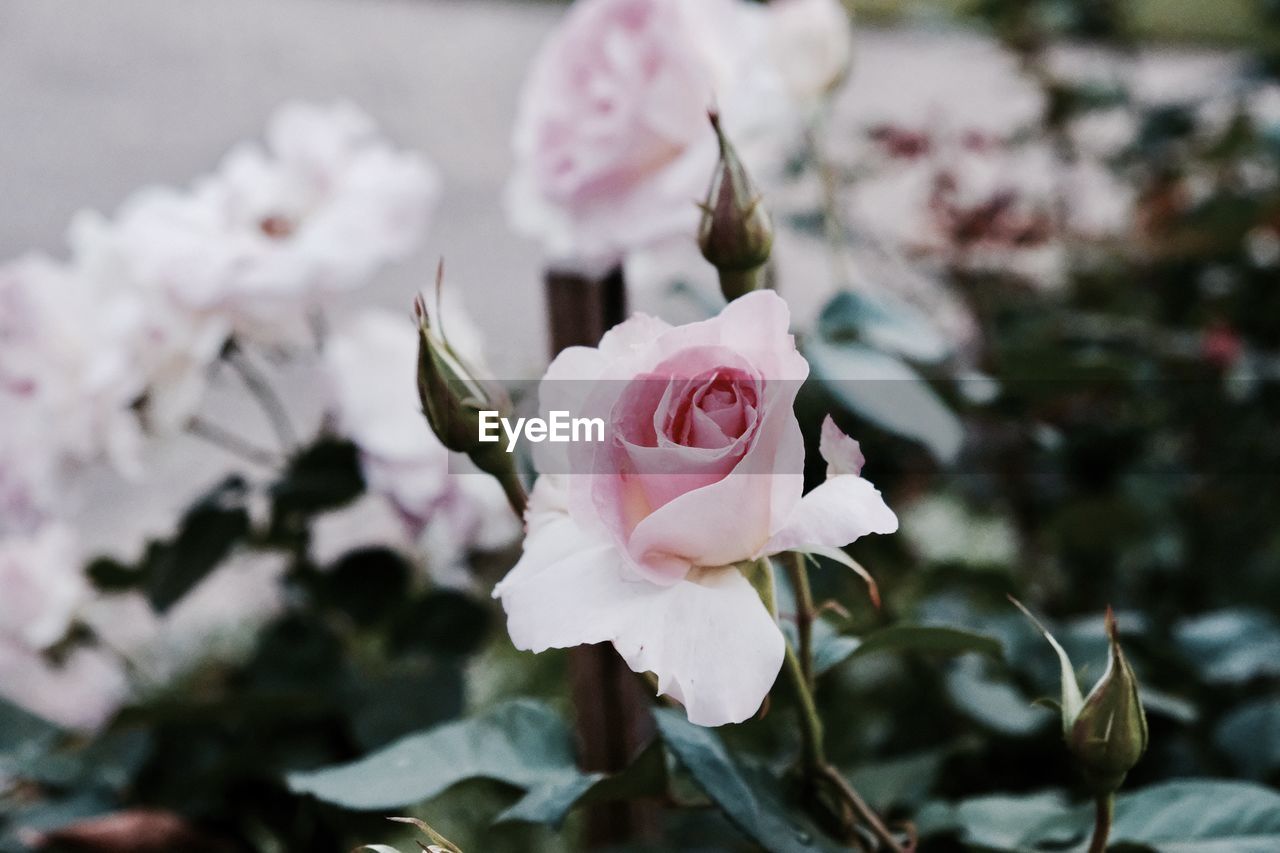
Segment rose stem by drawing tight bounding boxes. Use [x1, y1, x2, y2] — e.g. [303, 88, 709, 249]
[1087, 794, 1114, 853]
[226, 342, 298, 452]
[187, 417, 281, 469]
[718, 267, 763, 299]
[787, 551, 816, 689]
[779, 562, 905, 852]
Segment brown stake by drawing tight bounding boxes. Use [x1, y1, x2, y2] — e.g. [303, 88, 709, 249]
[544, 266, 660, 847]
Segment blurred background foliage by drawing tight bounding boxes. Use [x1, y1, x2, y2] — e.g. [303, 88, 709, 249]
[5, 0, 1280, 851]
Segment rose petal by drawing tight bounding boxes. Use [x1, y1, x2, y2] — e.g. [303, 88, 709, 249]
[819, 414, 865, 477]
[762, 474, 898, 555]
[494, 480, 784, 727]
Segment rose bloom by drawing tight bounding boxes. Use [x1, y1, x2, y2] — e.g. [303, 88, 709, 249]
[76, 101, 439, 347]
[0, 523, 128, 731]
[506, 0, 782, 272]
[767, 0, 854, 109]
[495, 291, 897, 726]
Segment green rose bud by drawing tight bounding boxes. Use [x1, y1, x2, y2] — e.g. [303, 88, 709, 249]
[414, 266, 525, 515]
[698, 112, 774, 301]
[1011, 599, 1149, 795]
[1068, 608, 1149, 794]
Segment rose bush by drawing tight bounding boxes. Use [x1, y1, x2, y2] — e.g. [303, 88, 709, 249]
[495, 290, 897, 725]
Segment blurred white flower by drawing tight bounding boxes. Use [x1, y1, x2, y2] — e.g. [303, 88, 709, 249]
[84, 550, 290, 692]
[0, 524, 86, 651]
[0, 523, 127, 731]
[323, 308, 518, 571]
[901, 494, 1016, 569]
[507, 0, 785, 272]
[0, 643, 128, 732]
[767, 0, 853, 109]
[78, 101, 439, 346]
[0, 254, 148, 482]
[67, 211, 231, 434]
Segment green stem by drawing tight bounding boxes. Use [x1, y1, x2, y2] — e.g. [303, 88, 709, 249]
[787, 551, 816, 689]
[782, 644, 904, 852]
[1088, 794, 1114, 853]
[227, 344, 297, 452]
[717, 266, 764, 301]
[187, 417, 280, 469]
[784, 645, 825, 774]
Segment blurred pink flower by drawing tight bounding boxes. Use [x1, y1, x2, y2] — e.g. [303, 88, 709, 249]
[495, 291, 896, 725]
[506, 0, 783, 272]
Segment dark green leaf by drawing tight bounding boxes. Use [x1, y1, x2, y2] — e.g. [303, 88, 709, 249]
[805, 338, 962, 464]
[287, 700, 600, 825]
[1107, 780, 1280, 852]
[817, 290, 952, 364]
[654, 708, 842, 852]
[944, 658, 1052, 736]
[1174, 609, 1280, 684]
[271, 438, 365, 519]
[849, 625, 1004, 663]
[389, 590, 491, 658]
[145, 476, 251, 612]
[1215, 699, 1280, 781]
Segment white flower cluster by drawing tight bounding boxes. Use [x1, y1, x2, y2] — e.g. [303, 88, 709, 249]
[0, 101, 441, 729]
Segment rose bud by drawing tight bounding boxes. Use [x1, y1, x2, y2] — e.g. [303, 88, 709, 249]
[414, 270, 525, 514]
[1011, 599, 1149, 795]
[698, 111, 774, 301]
[1068, 608, 1149, 794]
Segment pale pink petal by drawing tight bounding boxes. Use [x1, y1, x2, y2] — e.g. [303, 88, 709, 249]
[494, 482, 784, 727]
[762, 474, 898, 555]
[819, 415, 865, 476]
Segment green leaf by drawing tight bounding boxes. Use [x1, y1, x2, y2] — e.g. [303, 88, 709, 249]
[144, 475, 251, 612]
[271, 438, 365, 520]
[287, 700, 600, 826]
[848, 625, 1004, 663]
[817, 290, 952, 364]
[1107, 780, 1280, 852]
[919, 781, 1280, 852]
[944, 658, 1052, 736]
[915, 790, 1075, 850]
[1215, 699, 1280, 781]
[845, 747, 951, 812]
[653, 708, 842, 852]
[1174, 609, 1280, 685]
[804, 337, 962, 464]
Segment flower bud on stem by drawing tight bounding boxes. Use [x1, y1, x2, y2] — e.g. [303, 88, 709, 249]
[699, 112, 774, 303]
[1011, 599, 1148, 853]
[414, 265, 527, 517]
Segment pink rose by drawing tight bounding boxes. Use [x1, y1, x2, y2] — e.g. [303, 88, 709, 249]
[495, 292, 897, 725]
[506, 0, 779, 272]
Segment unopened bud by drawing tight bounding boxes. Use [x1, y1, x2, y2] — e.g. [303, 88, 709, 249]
[414, 304, 506, 456]
[699, 112, 773, 301]
[1012, 599, 1149, 795]
[1068, 608, 1149, 794]
[414, 266, 526, 515]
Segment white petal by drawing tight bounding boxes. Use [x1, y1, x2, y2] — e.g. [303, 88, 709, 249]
[495, 485, 785, 727]
[762, 474, 898, 555]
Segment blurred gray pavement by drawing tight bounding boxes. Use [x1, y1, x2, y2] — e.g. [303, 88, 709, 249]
[0, 0, 557, 376]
